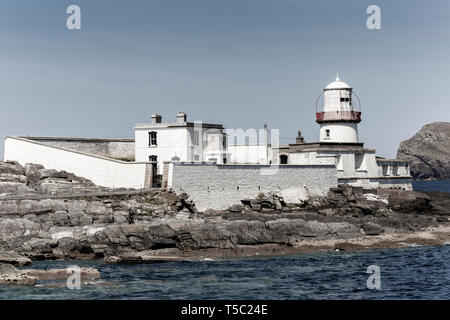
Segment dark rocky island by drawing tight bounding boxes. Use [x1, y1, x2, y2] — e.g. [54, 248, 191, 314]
[0, 160, 449, 286]
[397, 122, 450, 180]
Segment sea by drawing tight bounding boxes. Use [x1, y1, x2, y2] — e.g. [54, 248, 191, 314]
[1, 180, 449, 300]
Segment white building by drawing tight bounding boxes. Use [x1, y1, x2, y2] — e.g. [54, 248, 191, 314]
[134, 112, 228, 175]
[3, 75, 413, 193]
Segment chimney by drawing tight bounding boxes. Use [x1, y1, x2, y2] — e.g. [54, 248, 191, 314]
[151, 113, 162, 124]
[296, 130, 305, 144]
[176, 112, 187, 123]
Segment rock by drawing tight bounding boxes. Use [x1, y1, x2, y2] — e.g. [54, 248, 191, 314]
[240, 193, 286, 212]
[24, 163, 43, 188]
[229, 204, 243, 212]
[0, 218, 41, 239]
[0, 263, 37, 286]
[51, 211, 70, 226]
[361, 222, 384, 235]
[108, 253, 188, 264]
[351, 201, 376, 215]
[0, 251, 32, 266]
[397, 122, 450, 179]
[104, 255, 121, 263]
[0, 161, 25, 176]
[113, 211, 129, 224]
[175, 210, 191, 220]
[0, 174, 27, 183]
[17, 199, 53, 215]
[68, 211, 93, 226]
[86, 201, 109, 215]
[318, 208, 337, 216]
[21, 266, 100, 280]
[21, 238, 58, 259]
[0, 182, 30, 193]
[388, 190, 433, 213]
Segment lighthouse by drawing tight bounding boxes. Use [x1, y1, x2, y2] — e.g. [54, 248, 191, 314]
[315, 75, 361, 143]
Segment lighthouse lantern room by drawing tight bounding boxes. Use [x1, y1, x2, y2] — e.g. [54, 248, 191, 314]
[315, 75, 361, 143]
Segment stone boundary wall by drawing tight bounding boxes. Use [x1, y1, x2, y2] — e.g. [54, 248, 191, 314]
[168, 162, 337, 211]
[23, 137, 135, 161]
[338, 177, 413, 190]
[4, 137, 147, 189]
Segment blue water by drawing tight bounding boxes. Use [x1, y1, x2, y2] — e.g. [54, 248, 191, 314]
[0, 244, 449, 300]
[413, 180, 450, 192]
[1, 180, 449, 300]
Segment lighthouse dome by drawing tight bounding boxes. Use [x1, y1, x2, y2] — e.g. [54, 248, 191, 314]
[325, 75, 351, 90]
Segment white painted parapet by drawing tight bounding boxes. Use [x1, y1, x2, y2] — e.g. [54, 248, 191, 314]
[4, 136, 147, 189]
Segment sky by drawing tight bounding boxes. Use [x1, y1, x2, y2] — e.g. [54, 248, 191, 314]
[0, 0, 449, 159]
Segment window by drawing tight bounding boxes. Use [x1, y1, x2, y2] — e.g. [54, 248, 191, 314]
[393, 164, 399, 176]
[193, 131, 199, 146]
[355, 153, 366, 171]
[149, 132, 157, 146]
[382, 165, 389, 176]
[325, 129, 330, 138]
[194, 155, 200, 161]
[149, 155, 157, 162]
[340, 97, 350, 102]
[279, 154, 288, 164]
[336, 155, 343, 171]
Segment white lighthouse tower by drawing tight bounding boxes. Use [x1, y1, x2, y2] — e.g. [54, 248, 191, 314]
[315, 75, 361, 143]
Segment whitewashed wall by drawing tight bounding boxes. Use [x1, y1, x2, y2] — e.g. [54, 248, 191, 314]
[319, 123, 358, 143]
[4, 137, 147, 189]
[135, 126, 226, 174]
[227, 144, 271, 164]
[289, 150, 380, 179]
[168, 162, 337, 211]
[376, 162, 410, 177]
[135, 127, 188, 174]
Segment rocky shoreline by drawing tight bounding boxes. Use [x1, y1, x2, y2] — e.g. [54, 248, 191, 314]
[1, 160, 450, 286]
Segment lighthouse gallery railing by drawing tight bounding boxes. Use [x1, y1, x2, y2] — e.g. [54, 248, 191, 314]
[315, 111, 361, 122]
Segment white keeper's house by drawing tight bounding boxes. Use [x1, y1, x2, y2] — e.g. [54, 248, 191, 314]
[3, 75, 413, 207]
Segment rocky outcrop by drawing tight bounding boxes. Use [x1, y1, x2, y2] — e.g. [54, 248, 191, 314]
[0, 251, 32, 266]
[0, 161, 102, 195]
[240, 192, 286, 212]
[1, 160, 449, 264]
[397, 122, 450, 180]
[0, 263, 101, 286]
[0, 183, 447, 262]
[21, 266, 100, 281]
[0, 263, 37, 286]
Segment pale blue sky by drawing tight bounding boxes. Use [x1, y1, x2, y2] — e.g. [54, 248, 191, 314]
[0, 0, 449, 158]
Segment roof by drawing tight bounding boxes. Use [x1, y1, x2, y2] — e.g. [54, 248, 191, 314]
[134, 122, 224, 130]
[325, 75, 351, 90]
[288, 142, 375, 152]
[17, 136, 134, 143]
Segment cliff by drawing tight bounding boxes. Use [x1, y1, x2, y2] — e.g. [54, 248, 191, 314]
[397, 122, 450, 180]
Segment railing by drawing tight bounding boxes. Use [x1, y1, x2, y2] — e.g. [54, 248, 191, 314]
[316, 111, 361, 123]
